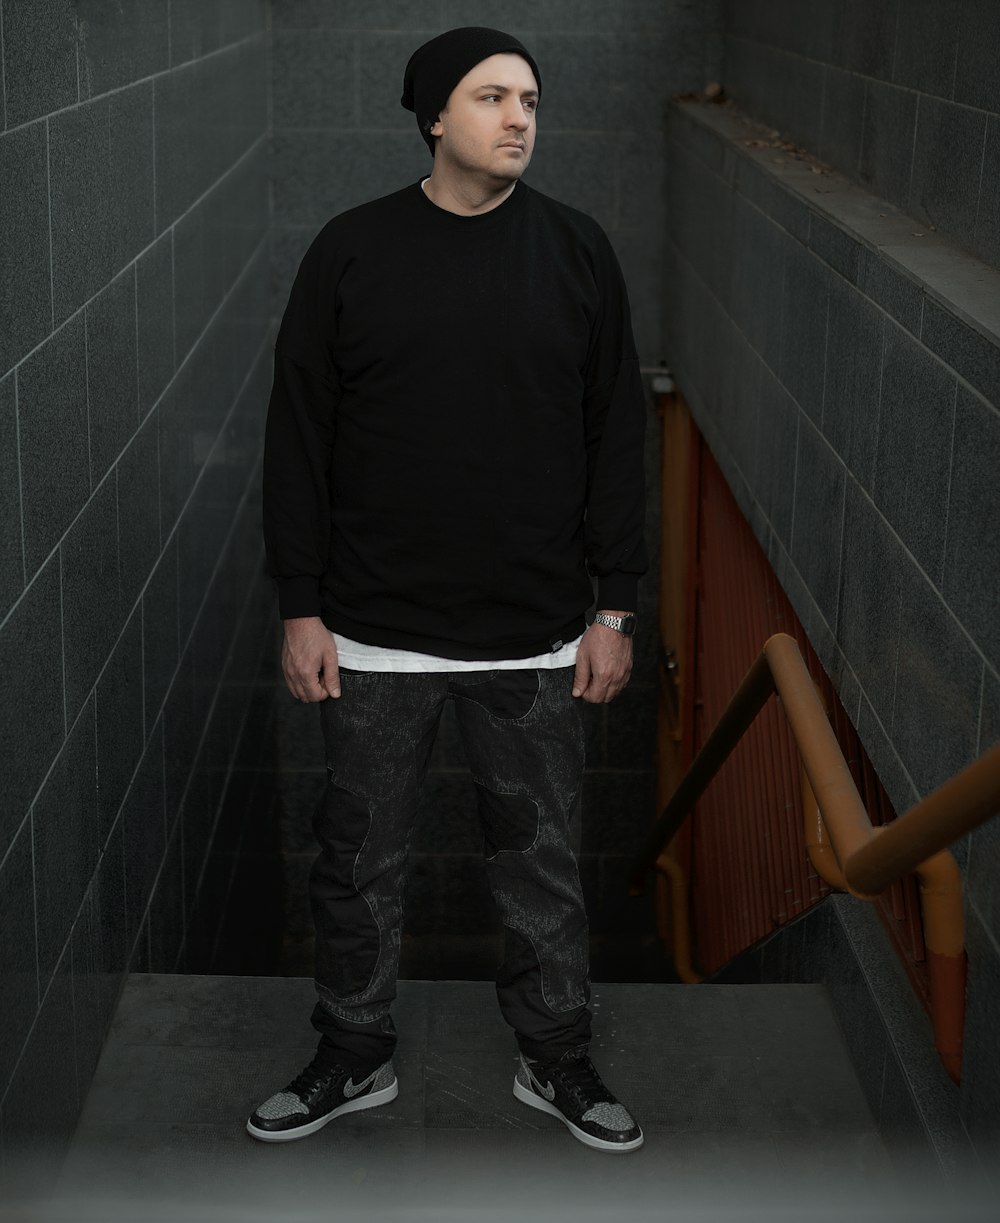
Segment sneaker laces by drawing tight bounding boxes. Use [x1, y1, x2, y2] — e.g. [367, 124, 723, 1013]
[541, 1050, 613, 1106]
[287, 1058, 348, 1100]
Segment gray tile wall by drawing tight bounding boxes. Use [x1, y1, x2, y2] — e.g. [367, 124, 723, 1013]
[265, 0, 719, 977]
[663, 97, 1000, 1176]
[0, 0, 272, 1182]
[722, 0, 1000, 270]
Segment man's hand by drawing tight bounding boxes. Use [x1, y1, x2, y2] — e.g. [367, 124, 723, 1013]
[571, 613, 634, 704]
[281, 616, 341, 701]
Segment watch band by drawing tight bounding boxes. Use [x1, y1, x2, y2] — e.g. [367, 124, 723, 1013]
[593, 612, 637, 636]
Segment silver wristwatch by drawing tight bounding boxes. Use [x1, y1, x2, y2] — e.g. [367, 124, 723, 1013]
[593, 612, 637, 636]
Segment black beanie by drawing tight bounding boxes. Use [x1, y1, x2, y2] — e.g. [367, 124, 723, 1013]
[400, 26, 541, 155]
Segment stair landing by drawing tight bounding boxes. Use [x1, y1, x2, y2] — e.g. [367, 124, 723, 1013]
[48, 974, 916, 1218]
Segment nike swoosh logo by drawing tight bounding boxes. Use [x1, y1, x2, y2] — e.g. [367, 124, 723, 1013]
[527, 1065, 556, 1102]
[344, 1069, 378, 1099]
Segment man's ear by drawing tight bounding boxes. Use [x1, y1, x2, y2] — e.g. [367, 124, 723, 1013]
[429, 114, 443, 136]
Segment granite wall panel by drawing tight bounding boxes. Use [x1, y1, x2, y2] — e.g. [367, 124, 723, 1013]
[2, 0, 78, 129]
[938, 388, 992, 670]
[60, 475, 121, 726]
[822, 278, 883, 488]
[0, 820, 37, 1095]
[48, 98, 114, 327]
[0, 557, 64, 856]
[909, 96, 987, 245]
[94, 608, 145, 844]
[85, 269, 139, 488]
[954, 0, 1000, 113]
[108, 82, 156, 271]
[77, 0, 170, 97]
[891, 0, 961, 99]
[722, 0, 1000, 270]
[32, 696, 99, 993]
[17, 316, 90, 577]
[0, 0, 272, 1176]
[0, 121, 51, 372]
[818, 66, 866, 175]
[872, 324, 957, 585]
[0, 372, 21, 620]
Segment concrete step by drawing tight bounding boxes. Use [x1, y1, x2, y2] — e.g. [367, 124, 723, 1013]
[43, 974, 975, 1220]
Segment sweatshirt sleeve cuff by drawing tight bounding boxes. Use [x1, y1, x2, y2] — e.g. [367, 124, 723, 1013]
[276, 575, 322, 620]
[596, 572, 639, 613]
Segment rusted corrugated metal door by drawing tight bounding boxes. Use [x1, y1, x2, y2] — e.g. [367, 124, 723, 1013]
[663, 407, 927, 995]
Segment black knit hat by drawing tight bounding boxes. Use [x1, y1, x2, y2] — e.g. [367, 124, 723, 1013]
[401, 26, 541, 155]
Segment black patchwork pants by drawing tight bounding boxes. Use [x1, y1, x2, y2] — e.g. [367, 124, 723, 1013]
[308, 666, 591, 1071]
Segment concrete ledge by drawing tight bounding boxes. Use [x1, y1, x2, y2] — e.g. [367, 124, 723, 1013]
[670, 99, 1000, 409]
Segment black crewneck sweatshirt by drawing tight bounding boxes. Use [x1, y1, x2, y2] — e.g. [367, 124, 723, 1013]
[262, 179, 647, 661]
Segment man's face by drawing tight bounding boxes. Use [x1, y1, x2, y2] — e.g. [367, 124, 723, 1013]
[430, 53, 538, 184]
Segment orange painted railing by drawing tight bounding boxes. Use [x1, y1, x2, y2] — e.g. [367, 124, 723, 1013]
[630, 632, 1000, 1084]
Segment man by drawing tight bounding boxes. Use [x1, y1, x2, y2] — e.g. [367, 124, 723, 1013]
[250, 27, 647, 1154]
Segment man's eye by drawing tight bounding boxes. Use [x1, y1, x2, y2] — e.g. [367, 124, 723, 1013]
[523, 100, 537, 112]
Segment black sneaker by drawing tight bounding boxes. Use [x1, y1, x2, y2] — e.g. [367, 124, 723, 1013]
[513, 1048, 643, 1153]
[246, 1057, 397, 1142]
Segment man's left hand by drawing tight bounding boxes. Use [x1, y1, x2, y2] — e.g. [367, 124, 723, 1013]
[572, 614, 634, 703]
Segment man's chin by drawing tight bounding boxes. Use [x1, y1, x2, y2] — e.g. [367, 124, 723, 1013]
[492, 156, 531, 182]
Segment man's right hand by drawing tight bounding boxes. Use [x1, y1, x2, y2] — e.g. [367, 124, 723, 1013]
[281, 616, 341, 701]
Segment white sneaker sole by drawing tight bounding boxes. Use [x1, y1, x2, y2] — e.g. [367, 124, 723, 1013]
[512, 1077, 644, 1153]
[246, 1077, 398, 1143]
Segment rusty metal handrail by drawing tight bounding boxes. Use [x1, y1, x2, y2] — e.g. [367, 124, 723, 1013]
[629, 632, 1000, 1083]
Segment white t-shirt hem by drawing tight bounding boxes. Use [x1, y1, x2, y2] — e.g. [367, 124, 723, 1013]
[332, 632, 582, 672]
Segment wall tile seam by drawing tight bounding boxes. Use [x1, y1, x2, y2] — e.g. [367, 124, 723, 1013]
[967, 897, 1000, 961]
[936, 384, 960, 594]
[971, 114, 991, 254]
[0, 35, 255, 145]
[904, 92, 921, 214]
[12, 369, 26, 591]
[722, 34, 1000, 123]
[0, 0, 6, 133]
[264, 5, 274, 141]
[84, 290, 95, 493]
[44, 116, 54, 334]
[666, 140, 1000, 407]
[3, 132, 268, 386]
[151, 74, 158, 239]
[132, 262, 141, 433]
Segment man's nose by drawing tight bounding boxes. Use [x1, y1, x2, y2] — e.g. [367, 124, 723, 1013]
[504, 102, 530, 130]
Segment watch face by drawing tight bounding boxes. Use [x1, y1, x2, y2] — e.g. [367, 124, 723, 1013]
[621, 615, 637, 636]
